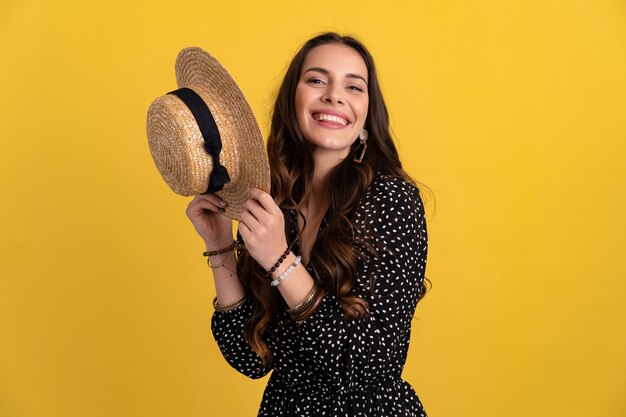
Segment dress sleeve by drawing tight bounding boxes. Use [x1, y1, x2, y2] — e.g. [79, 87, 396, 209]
[211, 299, 273, 379]
[293, 176, 428, 386]
[210, 232, 273, 379]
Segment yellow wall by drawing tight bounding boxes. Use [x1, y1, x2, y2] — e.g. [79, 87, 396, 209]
[1, 1, 625, 416]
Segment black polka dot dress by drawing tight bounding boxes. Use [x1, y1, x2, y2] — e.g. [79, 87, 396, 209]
[211, 175, 429, 416]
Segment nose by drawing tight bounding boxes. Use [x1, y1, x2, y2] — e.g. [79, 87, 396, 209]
[322, 85, 344, 104]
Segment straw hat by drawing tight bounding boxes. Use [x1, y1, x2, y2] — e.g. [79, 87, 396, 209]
[146, 47, 270, 220]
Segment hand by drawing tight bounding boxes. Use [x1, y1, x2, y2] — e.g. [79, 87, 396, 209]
[238, 188, 288, 270]
[185, 193, 233, 250]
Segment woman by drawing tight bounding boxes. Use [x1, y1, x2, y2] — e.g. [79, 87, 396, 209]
[186, 32, 429, 417]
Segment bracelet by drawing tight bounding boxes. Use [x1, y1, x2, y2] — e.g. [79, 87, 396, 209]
[213, 294, 246, 312]
[287, 284, 318, 316]
[266, 245, 293, 278]
[270, 256, 302, 287]
[203, 240, 237, 257]
[293, 290, 324, 323]
[207, 249, 236, 269]
[290, 288, 325, 323]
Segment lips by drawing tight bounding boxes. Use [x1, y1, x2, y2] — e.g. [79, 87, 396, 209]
[311, 111, 352, 126]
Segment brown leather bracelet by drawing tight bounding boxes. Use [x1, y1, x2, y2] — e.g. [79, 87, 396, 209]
[203, 240, 237, 257]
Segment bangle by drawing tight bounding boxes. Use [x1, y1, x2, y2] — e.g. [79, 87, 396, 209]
[290, 290, 324, 324]
[213, 294, 246, 312]
[270, 256, 302, 287]
[203, 240, 237, 257]
[287, 285, 317, 314]
[287, 284, 324, 323]
[266, 245, 293, 278]
[207, 249, 236, 269]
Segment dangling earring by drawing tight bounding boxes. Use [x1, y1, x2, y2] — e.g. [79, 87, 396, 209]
[354, 128, 368, 163]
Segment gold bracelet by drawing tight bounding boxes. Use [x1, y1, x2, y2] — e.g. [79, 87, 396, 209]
[287, 284, 318, 316]
[291, 288, 325, 323]
[213, 294, 246, 312]
[207, 249, 236, 269]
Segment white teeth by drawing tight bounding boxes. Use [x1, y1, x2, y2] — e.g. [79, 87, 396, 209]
[314, 113, 348, 125]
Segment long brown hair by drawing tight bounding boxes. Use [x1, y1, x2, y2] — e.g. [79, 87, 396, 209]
[237, 32, 430, 365]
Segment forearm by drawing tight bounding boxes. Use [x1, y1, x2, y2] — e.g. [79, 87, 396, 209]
[206, 241, 245, 307]
[209, 239, 316, 310]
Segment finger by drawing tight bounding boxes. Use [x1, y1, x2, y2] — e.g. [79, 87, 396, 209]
[240, 210, 260, 231]
[194, 193, 228, 208]
[243, 197, 271, 223]
[248, 188, 281, 216]
[238, 217, 253, 241]
[187, 199, 224, 214]
[189, 197, 221, 210]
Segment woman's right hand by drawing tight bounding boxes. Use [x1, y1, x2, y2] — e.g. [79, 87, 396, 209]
[185, 194, 233, 250]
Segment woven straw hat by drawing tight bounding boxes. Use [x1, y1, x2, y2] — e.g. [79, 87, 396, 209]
[146, 47, 270, 220]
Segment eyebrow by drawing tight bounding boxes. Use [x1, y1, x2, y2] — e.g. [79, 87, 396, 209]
[303, 67, 368, 85]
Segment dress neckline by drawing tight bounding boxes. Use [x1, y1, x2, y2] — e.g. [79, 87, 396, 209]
[287, 208, 330, 270]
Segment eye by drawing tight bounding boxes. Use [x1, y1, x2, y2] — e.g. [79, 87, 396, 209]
[306, 78, 325, 85]
[348, 85, 365, 92]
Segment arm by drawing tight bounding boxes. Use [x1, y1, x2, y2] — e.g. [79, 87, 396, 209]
[211, 300, 273, 379]
[185, 193, 272, 379]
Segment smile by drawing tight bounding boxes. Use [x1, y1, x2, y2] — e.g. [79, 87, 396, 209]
[312, 112, 350, 126]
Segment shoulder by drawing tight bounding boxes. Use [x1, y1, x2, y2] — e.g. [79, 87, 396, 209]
[359, 174, 422, 212]
[353, 173, 424, 228]
[368, 174, 419, 199]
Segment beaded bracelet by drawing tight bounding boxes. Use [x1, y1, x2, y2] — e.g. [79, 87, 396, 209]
[270, 256, 302, 287]
[266, 245, 293, 278]
[203, 240, 237, 257]
[213, 294, 246, 312]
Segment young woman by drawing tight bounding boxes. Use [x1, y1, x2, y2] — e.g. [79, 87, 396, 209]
[186, 32, 429, 417]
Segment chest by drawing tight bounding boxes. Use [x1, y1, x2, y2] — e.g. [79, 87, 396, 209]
[288, 209, 329, 268]
[297, 216, 324, 267]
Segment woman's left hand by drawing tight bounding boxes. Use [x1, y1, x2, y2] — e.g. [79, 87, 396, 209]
[239, 188, 289, 271]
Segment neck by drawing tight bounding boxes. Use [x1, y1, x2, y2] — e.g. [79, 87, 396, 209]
[304, 148, 346, 215]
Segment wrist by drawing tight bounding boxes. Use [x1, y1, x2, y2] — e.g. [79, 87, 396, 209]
[261, 244, 293, 274]
[270, 253, 302, 287]
[205, 237, 235, 253]
[207, 250, 236, 266]
[271, 252, 298, 279]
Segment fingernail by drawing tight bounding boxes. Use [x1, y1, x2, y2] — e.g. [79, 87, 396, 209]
[218, 207, 226, 213]
[219, 200, 227, 207]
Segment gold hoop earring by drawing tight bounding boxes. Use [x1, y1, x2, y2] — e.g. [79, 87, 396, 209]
[354, 129, 368, 163]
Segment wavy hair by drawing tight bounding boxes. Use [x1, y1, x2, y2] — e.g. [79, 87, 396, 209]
[237, 32, 431, 365]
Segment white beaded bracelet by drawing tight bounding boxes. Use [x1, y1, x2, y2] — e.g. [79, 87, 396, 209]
[270, 256, 302, 287]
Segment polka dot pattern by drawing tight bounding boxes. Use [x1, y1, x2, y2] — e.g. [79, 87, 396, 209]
[211, 175, 428, 416]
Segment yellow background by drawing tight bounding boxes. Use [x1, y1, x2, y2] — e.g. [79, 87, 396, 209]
[1, 1, 625, 416]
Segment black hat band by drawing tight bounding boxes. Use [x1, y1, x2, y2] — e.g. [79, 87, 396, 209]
[167, 87, 231, 193]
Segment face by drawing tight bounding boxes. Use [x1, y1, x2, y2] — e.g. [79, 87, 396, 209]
[294, 43, 369, 161]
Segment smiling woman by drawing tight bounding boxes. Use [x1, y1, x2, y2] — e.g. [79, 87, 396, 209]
[185, 32, 430, 417]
